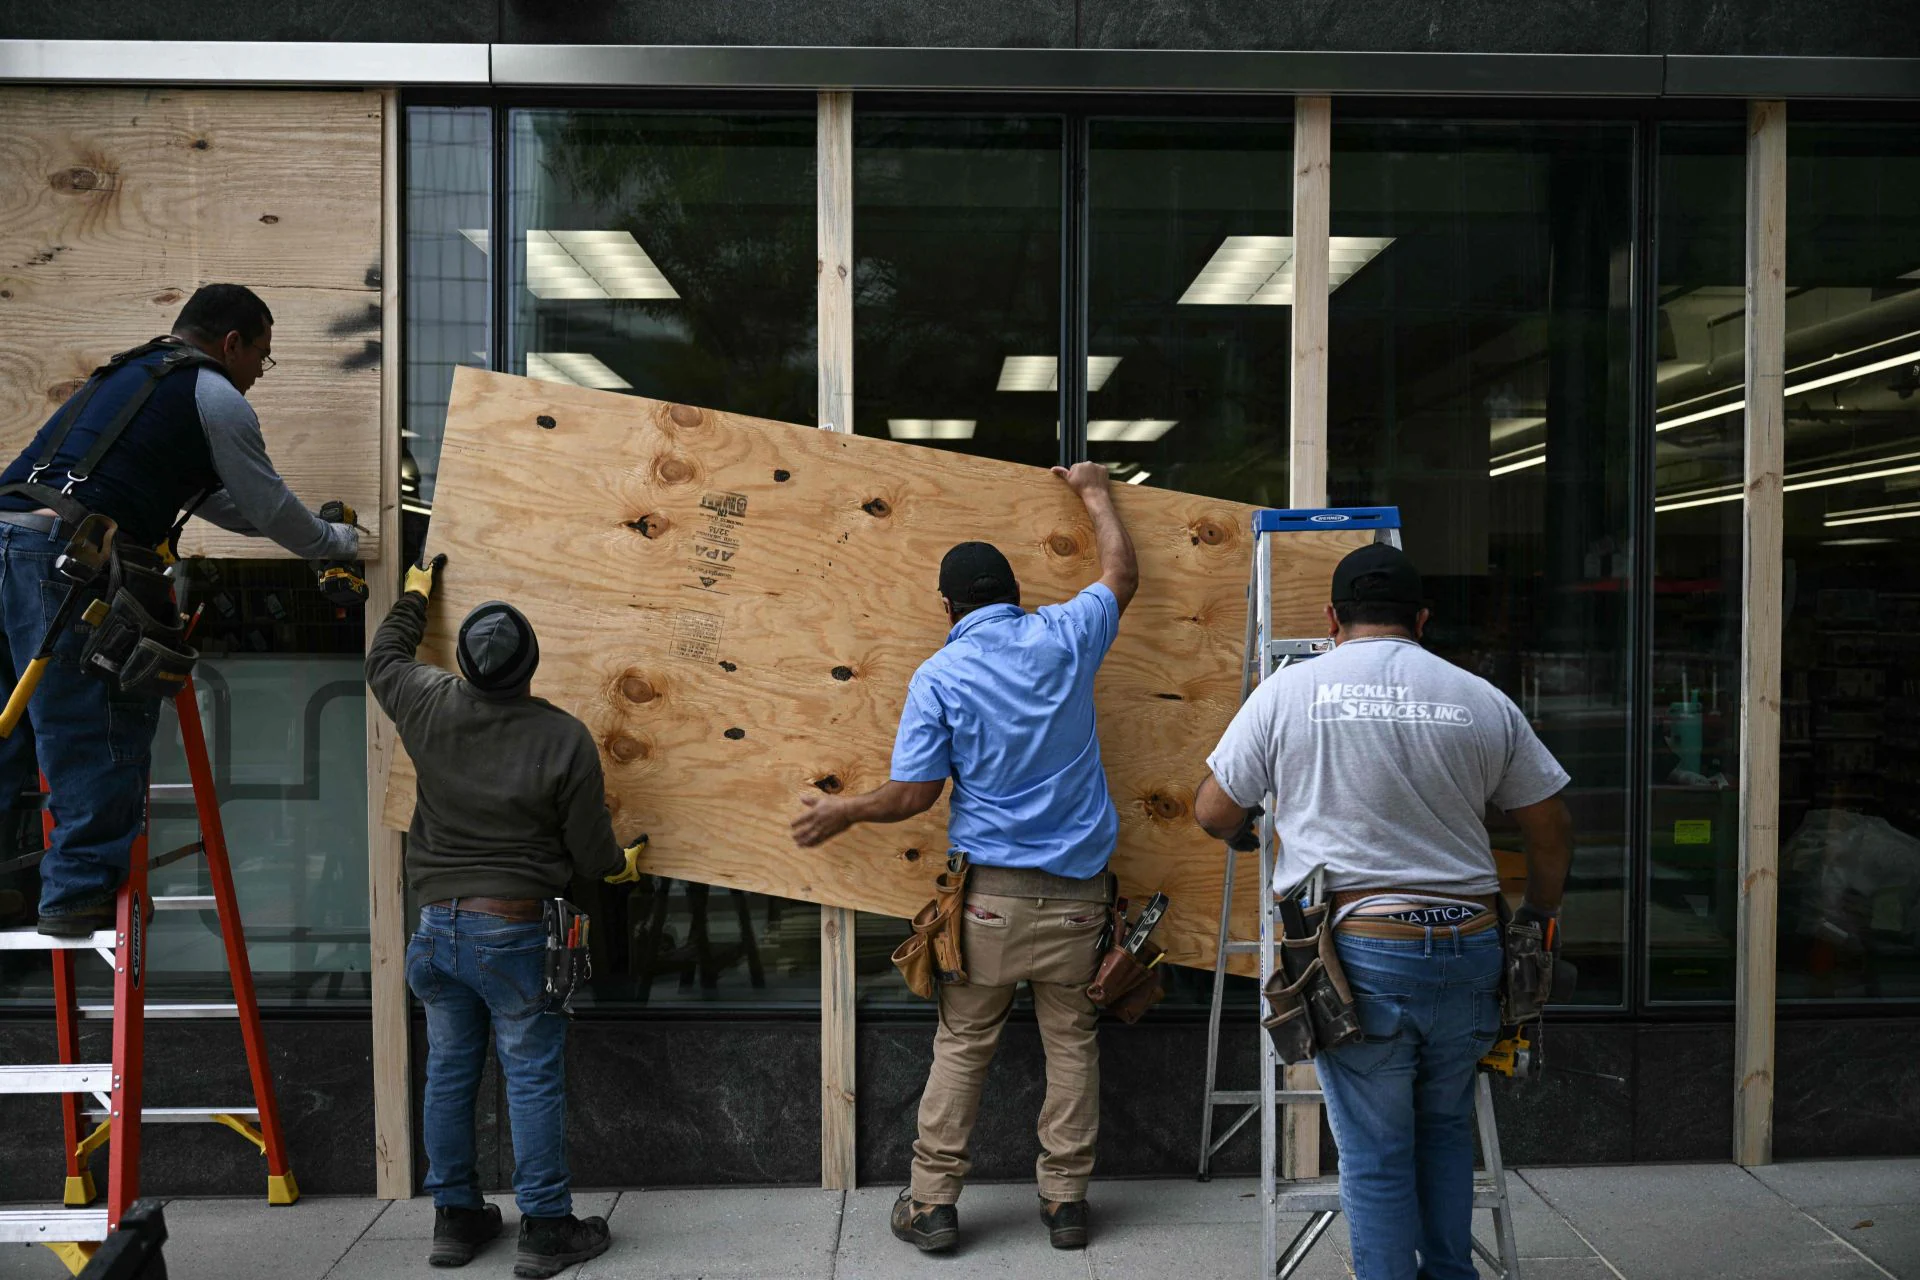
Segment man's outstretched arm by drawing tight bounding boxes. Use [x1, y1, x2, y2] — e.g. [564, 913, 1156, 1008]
[1053, 462, 1139, 614]
[790, 779, 946, 848]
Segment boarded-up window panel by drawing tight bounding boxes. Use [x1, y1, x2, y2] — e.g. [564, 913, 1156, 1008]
[382, 370, 1373, 972]
[0, 87, 384, 560]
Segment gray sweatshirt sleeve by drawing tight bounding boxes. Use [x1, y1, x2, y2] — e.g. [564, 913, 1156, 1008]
[194, 371, 357, 560]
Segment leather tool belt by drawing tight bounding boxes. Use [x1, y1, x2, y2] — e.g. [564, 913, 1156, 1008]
[427, 896, 543, 923]
[890, 854, 970, 999]
[1260, 901, 1364, 1064]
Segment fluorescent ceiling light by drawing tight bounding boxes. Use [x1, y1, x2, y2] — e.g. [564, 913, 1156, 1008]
[1657, 345, 1920, 432]
[1824, 499, 1920, 528]
[1489, 454, 1548, 478]
[402, 501, 434, 516]
[1823, 537, 1897, 546]
[888, 419, 976, 441]
[996, 356, 1122, 392]
[1656, 450, 1920, 512]
[1127, 470, 1151, 485]
[1489, 416, 1546, 445]
[1087, 419, 1178, 443]
[1490, 442, 1546, 467]
[525, 352, 632, 390]
[1180, 235, 1394, 306]
[460, 228, 490, 254]
[526, 230, 678, 301]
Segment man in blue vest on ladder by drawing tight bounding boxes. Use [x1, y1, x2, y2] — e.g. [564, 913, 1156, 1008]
[0, 284, 360, 937]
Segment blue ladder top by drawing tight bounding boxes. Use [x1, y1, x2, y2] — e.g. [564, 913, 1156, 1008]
[1251, 506, 1401, 535]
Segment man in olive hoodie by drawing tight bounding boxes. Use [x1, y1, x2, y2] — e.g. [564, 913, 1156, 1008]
[368, 553, 642, 1279]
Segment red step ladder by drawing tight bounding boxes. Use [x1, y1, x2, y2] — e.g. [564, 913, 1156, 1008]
[0, 677, 297, 1273]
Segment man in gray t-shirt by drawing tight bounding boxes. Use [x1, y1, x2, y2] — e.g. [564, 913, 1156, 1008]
[1194, 542, 1573, 1280]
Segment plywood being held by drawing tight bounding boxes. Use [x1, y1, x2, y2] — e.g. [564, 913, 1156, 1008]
[383, 368, 1370, 970]
[0, 88, 385, 560]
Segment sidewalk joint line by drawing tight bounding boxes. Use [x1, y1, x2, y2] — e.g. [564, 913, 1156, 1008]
[826, 1188, 847, 1279]
[1736, 1168, 1898, 1280]
[1514, 1170, 1628, 1280]
[318, 1198, 393, 1278]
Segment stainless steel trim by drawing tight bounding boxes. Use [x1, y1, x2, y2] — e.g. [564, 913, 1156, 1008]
[0, 1208, 110, 1243]
[85, 1105, 259, 1121]
[0, 1063, 113, 1093]
[491, 45, 1667, 97]
[1666, 55, 1920, 99]
[0, 39, 489, 85]
[79, 1002, 239, 1019]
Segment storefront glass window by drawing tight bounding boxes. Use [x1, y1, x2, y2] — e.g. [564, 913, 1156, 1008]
[1649, 123, 1746, 1003]
[1088, 117, 1293, 502]
[1776, 123, 1920, 1001]
[854, 115, 1063, 468]
[0, 563, 369, 1009]
[503, 107, 821, 1008]
[1329, 119, 1636, 1007]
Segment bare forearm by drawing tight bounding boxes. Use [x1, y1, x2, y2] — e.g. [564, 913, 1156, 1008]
[1083, 490, 1139, 607]
[847, 780, 941, 825]
[1511, 796, 1573, 911]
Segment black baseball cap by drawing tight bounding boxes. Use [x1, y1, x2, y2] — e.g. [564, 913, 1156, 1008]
[1331, 543, 1424, 606]
[939, 542, 1019, 608]
[457, 601, 541, 695]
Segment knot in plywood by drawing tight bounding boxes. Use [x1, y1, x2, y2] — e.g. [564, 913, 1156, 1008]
[668, 403, 704, 429]
[1047, 531, 1082, 558]
[626, 513, 669, 539]
[813, 774, 843, 794]
[49, 166, 113, 194]
[1191, 517, 1230, 547]
[536, 414, 557, 430]
[861, 498, 891, 519]
[655, 454, 696, 485]
[1144, 790, 1189, 821]
[605, 733, 650, 764]
[619, 675, 658, 705]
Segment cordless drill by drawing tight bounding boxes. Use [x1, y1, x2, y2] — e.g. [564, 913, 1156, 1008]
[314, 500, 369, 607]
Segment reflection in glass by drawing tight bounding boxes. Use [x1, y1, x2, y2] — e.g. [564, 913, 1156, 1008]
[1773, 124, 1920, 1000]
[405, 106, 492, 525]
[1329, 120, 1634, 1006]
[503, 108, 821, 1007]
[1649, 124, 1746, 1002]
[508, 110, 816, 425]
[1088, 119, 1294, 504]
[854, 116, 1063, 468]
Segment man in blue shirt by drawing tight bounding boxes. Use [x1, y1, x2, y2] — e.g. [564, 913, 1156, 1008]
[791, 462, 1137, 1255]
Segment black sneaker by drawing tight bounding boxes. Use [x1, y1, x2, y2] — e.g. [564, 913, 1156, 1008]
[889, 1189, 959, 1252]
[37, 904, 113, 938]
[1040, 1198, 1089, 1250]
[514, 1213, 610, 1279]
[429, 1203, 503, 1267]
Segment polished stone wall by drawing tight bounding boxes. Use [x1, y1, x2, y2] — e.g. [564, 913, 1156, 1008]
[2, 1012, 1912, 1201]
[3, 0, 1919, 57]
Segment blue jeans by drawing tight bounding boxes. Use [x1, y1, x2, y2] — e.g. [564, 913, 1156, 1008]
[1315, 927, 1502, 1280]
[0, 523, 162, 918]
[407, 903, 572, 1219]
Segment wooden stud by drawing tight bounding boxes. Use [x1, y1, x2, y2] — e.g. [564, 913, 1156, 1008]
[1289, 97, 1332, 512]
[1735, 99, 1786, 1170]
[367, 90, 413, 1200]
[1281, 96, 1333, 1182]
[817, 89, 859, 1193]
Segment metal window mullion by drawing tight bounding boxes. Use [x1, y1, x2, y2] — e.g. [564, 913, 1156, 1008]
[1060, 114, 1089, 467]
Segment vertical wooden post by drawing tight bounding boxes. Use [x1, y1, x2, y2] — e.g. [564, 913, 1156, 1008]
[1289, 96, 1332, 511]
[816, 89, 859, 1192]
[367, 89, 413, 1200]
[1735, 99, 1786, 1170]
[1283, 95, 1332, 1180]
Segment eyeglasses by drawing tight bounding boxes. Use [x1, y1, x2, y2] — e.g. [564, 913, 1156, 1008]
[259, 353, 277, 373]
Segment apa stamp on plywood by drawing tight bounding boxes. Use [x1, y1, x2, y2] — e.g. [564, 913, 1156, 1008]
[689, 490, 749, 592]
[669, 610, 725, 662]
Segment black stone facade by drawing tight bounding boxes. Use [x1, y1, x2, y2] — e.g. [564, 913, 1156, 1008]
[3, 0, 1920, 58]
[1, 1011, 1915, 1200]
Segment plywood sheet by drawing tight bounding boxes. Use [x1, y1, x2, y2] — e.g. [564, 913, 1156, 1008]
[383, 369, 1370, 970]
[0, 87, 384, 560]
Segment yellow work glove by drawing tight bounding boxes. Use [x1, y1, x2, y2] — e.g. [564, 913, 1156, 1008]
[605, 835, 649, 885]
[404, 553, 447, 600]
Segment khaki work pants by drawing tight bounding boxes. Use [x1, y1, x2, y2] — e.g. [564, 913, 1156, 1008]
[909, 889, 1107, 1205]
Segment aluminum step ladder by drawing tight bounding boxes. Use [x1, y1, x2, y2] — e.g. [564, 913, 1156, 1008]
[0, 677, 298, 1275]
[1193, 506, 1522, 1279]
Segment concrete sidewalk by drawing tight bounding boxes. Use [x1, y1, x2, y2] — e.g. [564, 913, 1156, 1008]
[1, 1159, 1913, 1279]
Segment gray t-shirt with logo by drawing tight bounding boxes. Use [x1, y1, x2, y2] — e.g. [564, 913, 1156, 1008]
[1205, 635, 1570, 895]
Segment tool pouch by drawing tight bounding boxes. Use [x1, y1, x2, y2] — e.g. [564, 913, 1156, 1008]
[542, 898, 592, 1013]
[1087, 929, 1166, 1023]
[78, 547, 195, 699]
[1261, 903, 1362, 1062]
[891, 854, 969, 999]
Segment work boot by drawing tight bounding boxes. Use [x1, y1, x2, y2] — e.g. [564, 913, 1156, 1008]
[514, 1213, 610, 1279]
[36, 903, 113, 938]
[1040, 1197, 1089, 1250]
[890, 1189, 959, 1252]
[428, 1203, 502, 1267]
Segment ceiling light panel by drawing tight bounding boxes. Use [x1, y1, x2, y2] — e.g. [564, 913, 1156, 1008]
[996, 356, 1123, 392]
[888, 419, 977, 441]
[525, 230, 679, 301]
[1180, 235, 1394, 306]
[525, 352, 633, 390]
[1087, 419, 1178, 443]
